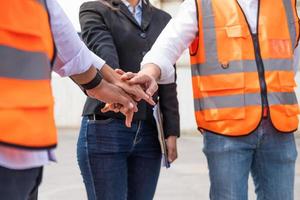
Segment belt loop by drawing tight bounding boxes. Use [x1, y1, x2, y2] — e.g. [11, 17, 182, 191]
[93, 114, 96, 120]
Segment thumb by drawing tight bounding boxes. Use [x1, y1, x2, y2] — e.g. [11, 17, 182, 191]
[121, 72, 136, 81]
[145, 78, 158, 96]
[115, 68, 126, 75]
[128, 74, 147, 85]
[125, 110, 134, 128]
[117, 93, 137, 112]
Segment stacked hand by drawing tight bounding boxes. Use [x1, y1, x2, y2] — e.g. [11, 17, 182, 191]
[86, 64, 178, 163]
[100, 69, 158, 127]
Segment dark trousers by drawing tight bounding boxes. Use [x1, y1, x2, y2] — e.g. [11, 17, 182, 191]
[77, 117, 162, 200]
[0, 166, 43, 200]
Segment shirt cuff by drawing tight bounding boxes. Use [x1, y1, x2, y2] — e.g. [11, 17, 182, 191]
[91, 51, 106, 71]
[141, 53, 175, 84]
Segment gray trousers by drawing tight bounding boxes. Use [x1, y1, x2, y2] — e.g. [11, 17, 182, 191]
[0, 166, 43, 200]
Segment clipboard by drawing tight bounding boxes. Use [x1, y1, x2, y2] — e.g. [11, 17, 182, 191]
[153, 102, 170, 168]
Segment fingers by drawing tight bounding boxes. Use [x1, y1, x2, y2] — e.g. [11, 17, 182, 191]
[118, 90, 138, 112]
[101, 102, 135, 128]
[146, 79, 158, 97]
[101, 103, 121, 113]
[127, 73, 145, 85]
[115, 68, 126, 75]
[166, 136, 178, 163]
[167, 148, 178, 163]
[120, 72, 136, 81]
[116, 81, 155, 106]
[124, 110, 134, 128]
[101, 104, 111, 113]
[131, 85, 156, 106]
[144, 96, 156, 106]
[116, 72, 158, 106]
[127, 73, 158, 97]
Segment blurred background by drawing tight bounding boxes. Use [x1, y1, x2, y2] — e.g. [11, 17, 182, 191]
[41, 0, 300, 199]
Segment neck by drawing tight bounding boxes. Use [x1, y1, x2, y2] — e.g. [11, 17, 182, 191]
[126, 0, 140, 7]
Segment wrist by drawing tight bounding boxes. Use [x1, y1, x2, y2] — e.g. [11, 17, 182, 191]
[141, 64, 161, 81]
[166, 135, 177, 141]
[80, 70, 103, 90]
[98, 64, 122, 85]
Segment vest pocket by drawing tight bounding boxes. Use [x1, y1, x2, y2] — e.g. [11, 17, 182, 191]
[202, 103, 246, 121]
[285, 104, 300, 117]
[225, 25, 250, 38]
[278, 71, 297, 87]
[197, 71, 246, 121]
[197, 65, 244, 91]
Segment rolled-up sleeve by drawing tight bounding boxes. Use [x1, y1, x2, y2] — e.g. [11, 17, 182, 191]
[47, 0, 106, 77]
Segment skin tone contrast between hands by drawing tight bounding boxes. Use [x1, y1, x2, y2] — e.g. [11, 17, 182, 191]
[71, 63, 177, 163]
[103, 63, 177, 163]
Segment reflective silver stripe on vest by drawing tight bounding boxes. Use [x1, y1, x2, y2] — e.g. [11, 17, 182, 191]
[263, 58, 294, 72]
[268, 91, 298, 105]
[194, 92, 297, 111]
[0, 45, 51, 80]
[194, 93, 261, 111]
[282, 0, 297, 48]
[191, 0, 219, 77]
[191, 58, 293, 76]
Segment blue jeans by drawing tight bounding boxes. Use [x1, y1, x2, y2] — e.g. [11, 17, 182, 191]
[203, 118, 298, 200]
[77, 117, 162, 200]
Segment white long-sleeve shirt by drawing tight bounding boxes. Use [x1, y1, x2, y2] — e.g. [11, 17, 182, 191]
[0, 0, 106, 170]
[142, 0, 299, 84]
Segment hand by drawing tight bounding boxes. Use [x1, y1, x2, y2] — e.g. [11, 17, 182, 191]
[115, 80, 156, 105]
[114, 69, 156, 105]
[166, 136, 178, 163]
[97, 65, 155, 105]
[101, 103, 135, 128]
[119, 70, 158, 97]
[86, 80, 137, 127]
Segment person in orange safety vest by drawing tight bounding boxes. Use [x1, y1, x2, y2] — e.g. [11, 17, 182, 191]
[114, 0, 300, 199]
[0, 0, 151, 199]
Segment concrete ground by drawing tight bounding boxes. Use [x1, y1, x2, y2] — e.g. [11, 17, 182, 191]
[39, 129, 300, 200]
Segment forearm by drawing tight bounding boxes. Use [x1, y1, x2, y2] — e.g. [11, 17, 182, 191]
[99, 64, 122, 84]
[70, 65, 98, 85]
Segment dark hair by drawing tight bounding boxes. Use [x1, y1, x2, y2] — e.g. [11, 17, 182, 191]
[99, 0, 149, 10]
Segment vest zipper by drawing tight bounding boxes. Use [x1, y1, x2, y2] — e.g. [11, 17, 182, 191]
[251, 33, 269, 116]
[236, 0, 269, 118]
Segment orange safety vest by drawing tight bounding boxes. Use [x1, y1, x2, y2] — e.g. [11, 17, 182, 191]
[189, 0, 300, 136]
[0, 0, 57, 149]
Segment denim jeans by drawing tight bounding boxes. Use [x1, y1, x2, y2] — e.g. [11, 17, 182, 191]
[203, 118, 298, 200]
[0, 166, 42, 200]
[77, 117, 162, 200]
